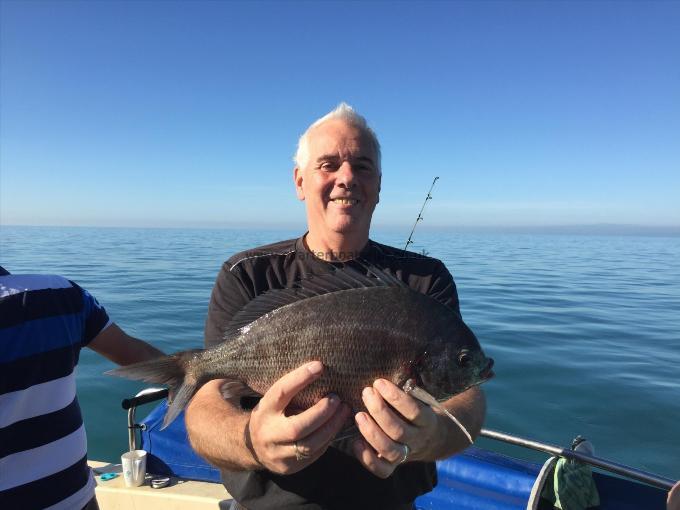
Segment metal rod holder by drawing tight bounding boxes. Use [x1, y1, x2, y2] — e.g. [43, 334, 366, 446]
[122, 387, 168, 451]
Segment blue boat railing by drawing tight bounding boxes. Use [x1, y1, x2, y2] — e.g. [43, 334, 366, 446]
[121, 388, 677, 493]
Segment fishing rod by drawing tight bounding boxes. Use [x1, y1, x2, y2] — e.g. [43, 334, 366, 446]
[404, 176, 439, 252]
[480, 428, 677, 491]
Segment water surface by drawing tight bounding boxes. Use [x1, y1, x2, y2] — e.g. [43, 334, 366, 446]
[2, 226, 678, 479]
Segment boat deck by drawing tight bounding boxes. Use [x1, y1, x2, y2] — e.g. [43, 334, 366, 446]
[89, 461, 231, 509]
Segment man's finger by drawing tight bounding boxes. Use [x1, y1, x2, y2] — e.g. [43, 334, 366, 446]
[284, 394, 344, 441]
[355, 410, 405, 464]
[373, 379, 425, 425]
[352, 438, 394, 479]
[259, 361, 324, 413]
[361, 385, 416, 444]
[293, 403, 351, 458]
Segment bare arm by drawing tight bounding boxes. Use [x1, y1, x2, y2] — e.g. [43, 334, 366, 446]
[353, 382, 486, 478]
[88, 323, 165, 365]
[186, 362, 351, 474]
[424, 385, 486, 459]
[185, 379, 260, 470]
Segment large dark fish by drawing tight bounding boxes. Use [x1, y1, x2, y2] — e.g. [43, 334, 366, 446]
[108, 264, 494, 435]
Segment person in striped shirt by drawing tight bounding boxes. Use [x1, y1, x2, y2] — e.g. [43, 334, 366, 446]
[0, 265, 164, 510]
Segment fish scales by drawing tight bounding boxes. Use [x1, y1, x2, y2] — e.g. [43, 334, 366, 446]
[192, 287, 465, 411]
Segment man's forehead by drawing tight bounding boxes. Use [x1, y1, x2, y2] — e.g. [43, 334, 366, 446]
[308, 120, 375, 157]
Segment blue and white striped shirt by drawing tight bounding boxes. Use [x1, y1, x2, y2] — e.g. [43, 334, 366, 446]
[0, 272, 111, 510]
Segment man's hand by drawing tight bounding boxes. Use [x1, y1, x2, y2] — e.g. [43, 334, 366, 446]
[248, 361, 351, 474]
[352, 379, 484, 479]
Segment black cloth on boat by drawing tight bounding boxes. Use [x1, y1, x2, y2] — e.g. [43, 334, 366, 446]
[205, 236, 461, 510]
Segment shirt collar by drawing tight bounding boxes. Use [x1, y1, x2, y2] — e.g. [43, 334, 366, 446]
[295, 234, 376, 264]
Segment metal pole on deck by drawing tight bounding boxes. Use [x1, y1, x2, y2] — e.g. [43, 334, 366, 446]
[122, 388, 168, 451]
[480, 428, 676, 491]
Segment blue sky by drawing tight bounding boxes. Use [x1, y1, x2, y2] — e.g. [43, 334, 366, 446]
[1, 0, 679, 229]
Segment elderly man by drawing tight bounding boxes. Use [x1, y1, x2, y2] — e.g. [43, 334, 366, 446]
[185, 104, 486, 510]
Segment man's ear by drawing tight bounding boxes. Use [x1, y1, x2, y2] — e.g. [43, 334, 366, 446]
[294, 167, 305, 200]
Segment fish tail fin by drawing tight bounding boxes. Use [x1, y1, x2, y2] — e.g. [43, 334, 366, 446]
[161, 378, 199, 429]
[106, 349, 204, 429]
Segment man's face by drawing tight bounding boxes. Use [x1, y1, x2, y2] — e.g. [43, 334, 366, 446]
[295, 119, 381, 239]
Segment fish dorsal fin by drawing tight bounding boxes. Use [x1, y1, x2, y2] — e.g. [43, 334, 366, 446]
[222, 286, 315, 338]
[222, 261, 406, 339]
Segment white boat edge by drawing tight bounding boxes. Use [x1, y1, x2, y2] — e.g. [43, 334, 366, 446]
[89, 460, 232, 509]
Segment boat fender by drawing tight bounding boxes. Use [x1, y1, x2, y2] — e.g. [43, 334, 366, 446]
[527, 456, 558, 510]
[538, 436, 600, 510]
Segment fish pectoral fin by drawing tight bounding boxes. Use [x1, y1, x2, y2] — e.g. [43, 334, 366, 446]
[402, 379, 473, 445]
[219, 379, 262, 401]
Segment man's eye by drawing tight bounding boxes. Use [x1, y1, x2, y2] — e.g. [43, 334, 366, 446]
[320, 162, 336, 171]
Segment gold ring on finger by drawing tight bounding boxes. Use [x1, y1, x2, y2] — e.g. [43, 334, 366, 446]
[293, 441, 310, 461]
[397, 443, 410, 465]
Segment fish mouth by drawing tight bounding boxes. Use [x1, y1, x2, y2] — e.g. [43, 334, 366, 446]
[479, 358, 495, 381]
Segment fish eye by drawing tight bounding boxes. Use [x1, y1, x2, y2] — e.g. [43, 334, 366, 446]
[458, 351, 472, 368]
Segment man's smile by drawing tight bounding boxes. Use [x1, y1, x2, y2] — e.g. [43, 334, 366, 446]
[330, 198, 360, 205]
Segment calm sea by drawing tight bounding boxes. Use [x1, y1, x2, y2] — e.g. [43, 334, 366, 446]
[1, 226, 679, 480]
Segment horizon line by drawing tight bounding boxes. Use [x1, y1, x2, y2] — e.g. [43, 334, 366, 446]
[2, 222, 679, 235]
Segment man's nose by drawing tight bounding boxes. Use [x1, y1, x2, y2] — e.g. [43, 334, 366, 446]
[336, 162, 357, 188]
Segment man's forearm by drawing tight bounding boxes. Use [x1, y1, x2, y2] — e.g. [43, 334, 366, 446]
[425, 386, 486, 461]
[185, 380, 261, 471]
[88, 323, 165, 365]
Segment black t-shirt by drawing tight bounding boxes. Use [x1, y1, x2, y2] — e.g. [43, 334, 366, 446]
[205, 237, 461, 510]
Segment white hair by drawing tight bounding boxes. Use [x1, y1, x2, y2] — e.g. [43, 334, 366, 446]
[294, 102, 382, 173]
